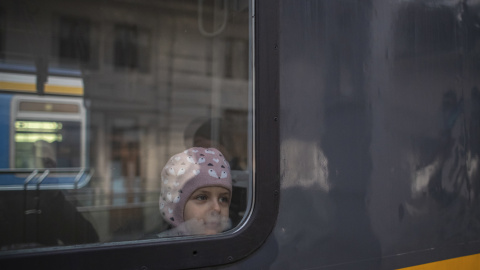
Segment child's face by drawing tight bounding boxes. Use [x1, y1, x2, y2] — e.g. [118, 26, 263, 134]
[183, 186, 231, 235]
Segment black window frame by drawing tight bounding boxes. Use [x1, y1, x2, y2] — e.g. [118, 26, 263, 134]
[0, 0, 279, 269]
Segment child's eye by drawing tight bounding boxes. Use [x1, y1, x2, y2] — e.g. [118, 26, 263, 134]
[195, 194, 207, 201]
[219, 196, 230, 204]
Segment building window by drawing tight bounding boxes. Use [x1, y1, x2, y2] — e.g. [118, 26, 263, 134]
[224, 38, 248, 80]
[114, 24, 150, 72]
[0, 8, 5, 59]
[58, 17, 91, 64]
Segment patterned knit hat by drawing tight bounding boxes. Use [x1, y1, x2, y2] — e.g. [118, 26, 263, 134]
[159, 147, 232, 227]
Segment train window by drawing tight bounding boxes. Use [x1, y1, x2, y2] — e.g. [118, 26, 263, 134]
[0, 0, 279, 268]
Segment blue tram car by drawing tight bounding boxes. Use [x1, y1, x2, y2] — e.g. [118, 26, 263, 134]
[0, 68, 91, 189]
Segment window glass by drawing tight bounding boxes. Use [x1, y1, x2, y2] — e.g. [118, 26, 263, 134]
[0, 0, 251, 251]
[14, 120, 82, 169]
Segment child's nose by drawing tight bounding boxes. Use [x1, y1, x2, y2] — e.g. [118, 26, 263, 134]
[211, 199, 221, 212]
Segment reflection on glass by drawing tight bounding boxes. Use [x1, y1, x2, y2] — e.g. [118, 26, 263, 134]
[0, 0, 250, 250]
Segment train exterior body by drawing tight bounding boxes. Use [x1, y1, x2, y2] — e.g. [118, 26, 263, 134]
[249, 1, 480, 269]
[0, 0, 479, 269]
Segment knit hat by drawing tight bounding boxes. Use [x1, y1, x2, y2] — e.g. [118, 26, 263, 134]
[159, 147, 232, 227]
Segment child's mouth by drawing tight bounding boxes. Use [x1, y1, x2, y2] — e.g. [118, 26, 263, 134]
[205, 221, 221, 229]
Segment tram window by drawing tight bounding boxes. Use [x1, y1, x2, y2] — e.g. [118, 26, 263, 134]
[14, 120, 82, 169]
[0, 0, 253, 255]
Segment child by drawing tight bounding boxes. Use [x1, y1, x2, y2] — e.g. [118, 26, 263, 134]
[158, 147, 232, 236]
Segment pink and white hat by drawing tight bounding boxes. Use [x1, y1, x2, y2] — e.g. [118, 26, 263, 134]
[159, 147, 232, 226]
